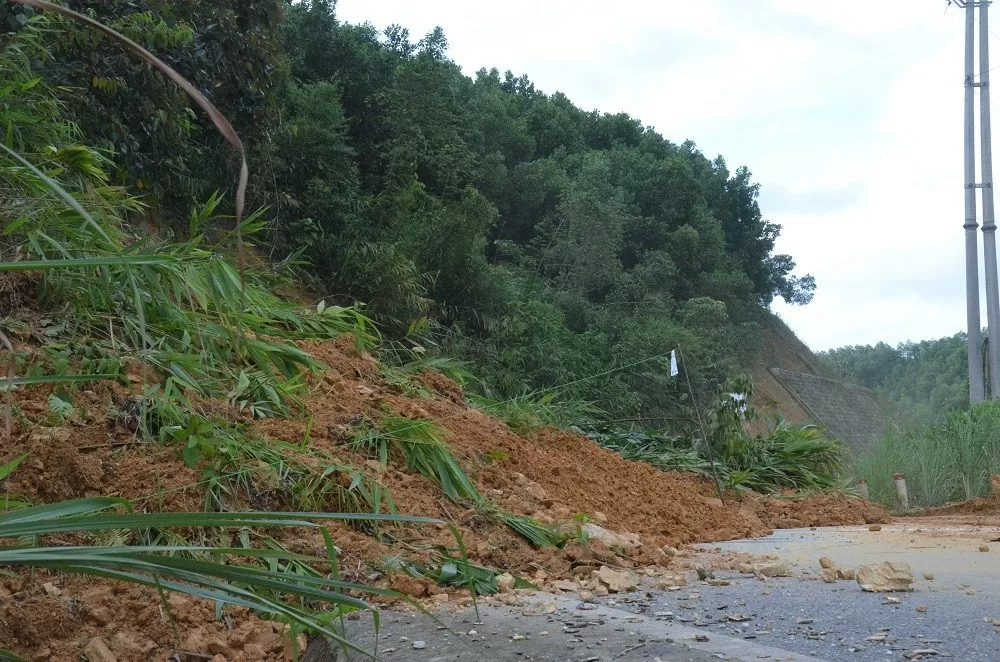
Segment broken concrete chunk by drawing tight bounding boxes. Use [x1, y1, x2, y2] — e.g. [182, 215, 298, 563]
[856, 561, 915, 592]
[650, 574, 687, 590]
[550, 579, 579, 592]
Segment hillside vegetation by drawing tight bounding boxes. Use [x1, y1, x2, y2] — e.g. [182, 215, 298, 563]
[1, 0, 815, 432]
[0, 3, 880, 660]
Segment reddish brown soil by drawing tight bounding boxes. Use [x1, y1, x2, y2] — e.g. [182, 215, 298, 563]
[919, 496, 1000, 517]
[0, 334, 887, 661]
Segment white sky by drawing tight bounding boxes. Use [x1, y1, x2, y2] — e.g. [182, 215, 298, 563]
[336, 0, 994, 351]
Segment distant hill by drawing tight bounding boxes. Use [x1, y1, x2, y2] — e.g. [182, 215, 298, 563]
[819, 334, 970, 425]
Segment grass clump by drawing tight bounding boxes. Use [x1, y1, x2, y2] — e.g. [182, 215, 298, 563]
[856, 401, 1000, 509]
[720, 418, 845, 493]
[350, 415, 570, 548]
[351, 416, 479, 503]
[499, 513, 569, 548]
[469, 390, 602, 435]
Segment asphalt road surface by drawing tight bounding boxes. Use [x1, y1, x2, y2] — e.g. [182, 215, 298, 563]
[321, 519, 1000, 661]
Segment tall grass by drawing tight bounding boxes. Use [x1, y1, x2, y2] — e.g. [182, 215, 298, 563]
[855, 401, 1000, 509]
[722, 418, 846, 493]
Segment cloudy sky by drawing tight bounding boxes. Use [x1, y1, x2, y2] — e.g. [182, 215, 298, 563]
[337, 0, 989, 351]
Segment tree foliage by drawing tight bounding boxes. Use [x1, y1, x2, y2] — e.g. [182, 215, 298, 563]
[3, 0, 816, 430]
[821, 333, 970, 424]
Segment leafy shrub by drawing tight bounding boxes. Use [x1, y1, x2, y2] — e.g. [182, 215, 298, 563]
[589, 377, 847, 495]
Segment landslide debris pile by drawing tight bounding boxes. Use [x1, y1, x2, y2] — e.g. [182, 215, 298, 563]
[0, 329, 886, 661]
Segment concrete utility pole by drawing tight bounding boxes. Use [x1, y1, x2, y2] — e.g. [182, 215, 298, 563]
[979, 1, 1000, 396]
[958, 0, 987, 402]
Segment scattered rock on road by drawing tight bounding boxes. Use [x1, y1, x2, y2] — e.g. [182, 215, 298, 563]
[869, 524, 883, 531]
[753, 561, 792, 579]
[857, 561, 915, 592]
[496, 572, 516, 593]
[579, 524, 641, 552]
[597, 565, 637, 593]
[650, 574, 687, 590]
[979, 545, 991, 553]
[818, 557, 836, 569]
[820, 568, 838, 583]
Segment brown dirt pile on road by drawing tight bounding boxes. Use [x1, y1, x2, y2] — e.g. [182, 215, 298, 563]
[924, 495, 1000, 514]
[0, 335, 887, 660]
[261, 337, 886, 554]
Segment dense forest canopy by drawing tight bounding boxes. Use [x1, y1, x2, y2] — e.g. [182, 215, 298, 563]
[0, 0, 815, 430]
[820, 334, 970, 424]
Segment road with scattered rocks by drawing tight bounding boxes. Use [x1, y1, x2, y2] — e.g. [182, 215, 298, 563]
[323, 519, 1000, 662]
[333, 594, 815, 661]
[689, 520, 1000, 660]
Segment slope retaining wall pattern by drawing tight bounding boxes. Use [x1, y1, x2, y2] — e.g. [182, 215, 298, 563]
[769, 367, 887, 453]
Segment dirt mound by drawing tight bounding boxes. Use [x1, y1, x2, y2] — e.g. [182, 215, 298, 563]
[921, 496, 1000, 516]
[743, 492, 887, 529]
[0, 334, 887, 660]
